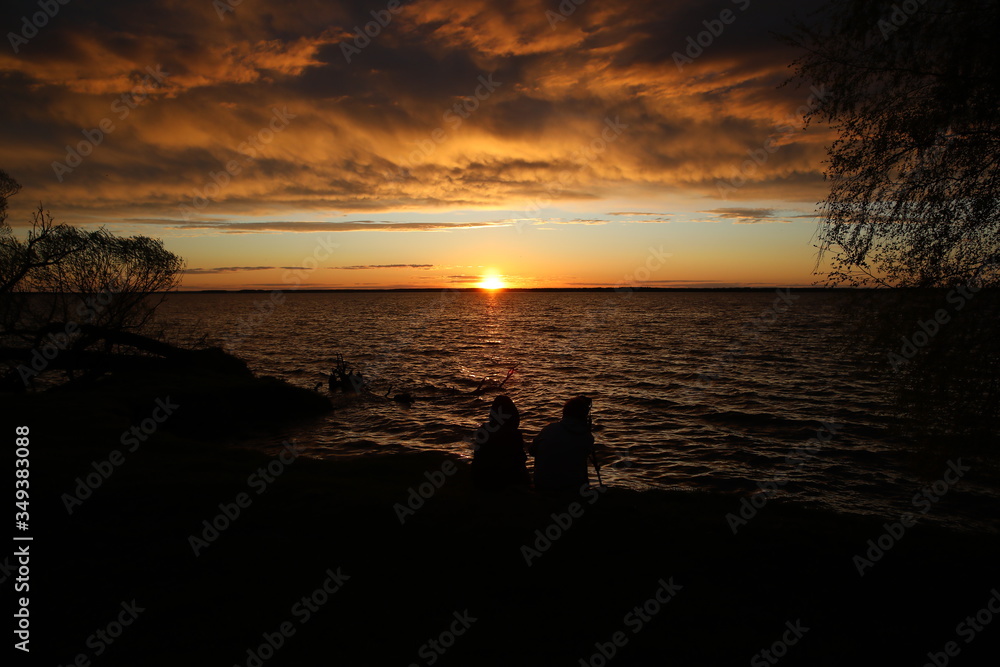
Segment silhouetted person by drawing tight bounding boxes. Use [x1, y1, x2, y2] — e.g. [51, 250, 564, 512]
[530, 395, 595, 495]
[471, 395, 529, 491]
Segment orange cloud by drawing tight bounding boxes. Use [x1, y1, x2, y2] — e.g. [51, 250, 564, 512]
[0, 0, 831, 229]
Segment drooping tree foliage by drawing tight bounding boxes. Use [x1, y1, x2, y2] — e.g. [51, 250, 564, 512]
[0, 170, 19, 225]
[787, 0, 1000, 288]
[785, 5, 1000, 449]
[0, 172, 187, 388]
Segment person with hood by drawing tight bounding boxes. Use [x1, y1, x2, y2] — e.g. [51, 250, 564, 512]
[529, 395, 595, 495]
[470, 395, 530, 491]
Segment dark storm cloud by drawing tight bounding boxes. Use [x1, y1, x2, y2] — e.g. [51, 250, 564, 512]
[703, 207, 778, 221]
[702, 207, 818, 224]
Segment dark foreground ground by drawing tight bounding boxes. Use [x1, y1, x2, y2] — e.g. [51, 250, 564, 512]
[6, 367, 1000, 666]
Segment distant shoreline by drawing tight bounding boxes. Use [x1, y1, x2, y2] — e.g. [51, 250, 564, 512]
[22, 286, 985, 294]
[174, 286, 859, 294]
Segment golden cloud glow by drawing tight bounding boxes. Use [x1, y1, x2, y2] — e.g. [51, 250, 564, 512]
[0, 0, 834, 227]
[0, 0, 835, 289]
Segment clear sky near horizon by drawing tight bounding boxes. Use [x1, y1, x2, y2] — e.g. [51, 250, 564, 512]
[0, 0, 834, 290]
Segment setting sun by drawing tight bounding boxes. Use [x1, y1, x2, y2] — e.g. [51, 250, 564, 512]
[479, 275, 506, 290]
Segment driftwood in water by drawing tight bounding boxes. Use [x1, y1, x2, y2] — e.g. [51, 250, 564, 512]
[327, 352, 365, 392]
[471, 364, 518, 395]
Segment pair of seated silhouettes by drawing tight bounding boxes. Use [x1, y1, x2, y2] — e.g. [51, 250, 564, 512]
[470, 394, 595, 494]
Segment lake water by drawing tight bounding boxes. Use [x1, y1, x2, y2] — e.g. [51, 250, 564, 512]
[155, 290, 1000, 532]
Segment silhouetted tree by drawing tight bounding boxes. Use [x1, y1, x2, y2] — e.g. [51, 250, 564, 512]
[787, 0, 1000, 287]
[1, 174, 186, 388]
[0, 169, 19, 226]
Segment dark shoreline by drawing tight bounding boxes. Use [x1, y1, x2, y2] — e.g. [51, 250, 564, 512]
[11, 362, 1000, 666]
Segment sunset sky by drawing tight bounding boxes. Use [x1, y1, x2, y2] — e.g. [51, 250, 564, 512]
[0, 0, 834, 289]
